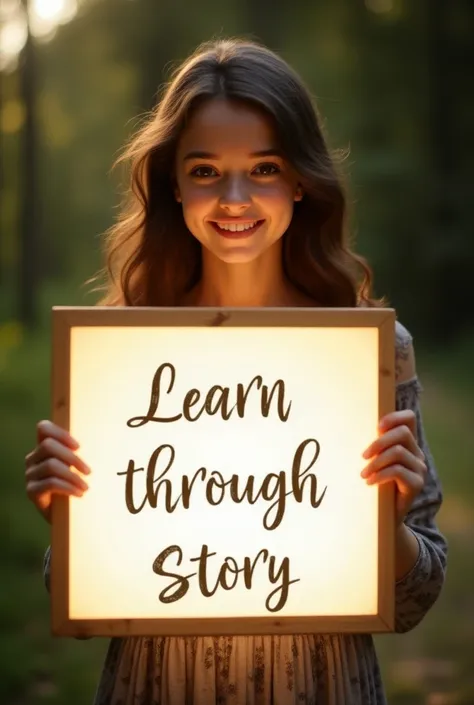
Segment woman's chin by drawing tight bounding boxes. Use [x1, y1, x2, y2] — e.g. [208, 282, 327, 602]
[211, 246, 263, 265]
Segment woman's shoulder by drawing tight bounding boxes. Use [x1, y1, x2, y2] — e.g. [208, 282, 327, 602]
[395, 319, 413, 349]
[395, 319, 417, 385]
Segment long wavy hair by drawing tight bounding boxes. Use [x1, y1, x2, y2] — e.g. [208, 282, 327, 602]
[91, 38, 383, 308]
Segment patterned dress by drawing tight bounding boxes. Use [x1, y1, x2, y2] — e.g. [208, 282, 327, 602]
[43, 322, 447, 704]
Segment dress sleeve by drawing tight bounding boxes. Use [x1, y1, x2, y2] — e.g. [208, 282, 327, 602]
[393, 325, 448, 633]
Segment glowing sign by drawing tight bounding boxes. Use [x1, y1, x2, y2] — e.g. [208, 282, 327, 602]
[50, 307, 396, 637]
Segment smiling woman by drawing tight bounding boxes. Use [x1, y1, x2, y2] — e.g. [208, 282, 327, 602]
[25, 37, 447, 705]
[173, 98, 303, 278]
[92, 40, 380, 311]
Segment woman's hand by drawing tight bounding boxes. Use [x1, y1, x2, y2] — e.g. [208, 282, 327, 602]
[25, 420, 91, 524]
[361, 409, 427, 525]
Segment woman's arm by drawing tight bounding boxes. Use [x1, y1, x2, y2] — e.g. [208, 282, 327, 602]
[393, 322, 448, 633]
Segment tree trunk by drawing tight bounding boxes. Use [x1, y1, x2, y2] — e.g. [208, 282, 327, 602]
[18, 0, 39, 328]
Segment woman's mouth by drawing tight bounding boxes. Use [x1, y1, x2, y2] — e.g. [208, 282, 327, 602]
[210, 220, 265, 238]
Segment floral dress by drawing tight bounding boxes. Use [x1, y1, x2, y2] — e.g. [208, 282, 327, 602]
[43, 321, 447, 704]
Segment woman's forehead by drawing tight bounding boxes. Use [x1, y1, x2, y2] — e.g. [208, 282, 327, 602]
[177, 98, 279, 158]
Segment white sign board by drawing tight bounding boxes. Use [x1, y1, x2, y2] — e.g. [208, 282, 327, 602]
[50, 307, 396, 637]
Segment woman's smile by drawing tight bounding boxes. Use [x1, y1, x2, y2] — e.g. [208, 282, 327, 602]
[210, 219, 266, 238]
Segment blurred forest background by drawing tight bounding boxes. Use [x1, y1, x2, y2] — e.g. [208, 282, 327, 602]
[1, 0, 473, 703]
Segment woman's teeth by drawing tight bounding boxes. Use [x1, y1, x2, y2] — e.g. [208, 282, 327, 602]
[216, 221, 258, 232]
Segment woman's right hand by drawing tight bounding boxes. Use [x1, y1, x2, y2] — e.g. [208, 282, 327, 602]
[25, 420, 91, 524]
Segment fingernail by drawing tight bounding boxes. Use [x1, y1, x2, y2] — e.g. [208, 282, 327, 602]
[362, 448, 371, 459]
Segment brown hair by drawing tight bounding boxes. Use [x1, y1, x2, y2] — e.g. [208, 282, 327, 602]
[91, 38, 383, 308]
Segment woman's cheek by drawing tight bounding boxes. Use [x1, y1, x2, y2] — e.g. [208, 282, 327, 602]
[259, 185, 297, 222]
[259, 179, 296, 204]
[181, 188, 216, 226]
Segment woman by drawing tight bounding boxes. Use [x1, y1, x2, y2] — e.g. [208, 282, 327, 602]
[25, 38, 447, 705]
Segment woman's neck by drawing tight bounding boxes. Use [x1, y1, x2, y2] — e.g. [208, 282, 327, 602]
[184, 245, 316, 308]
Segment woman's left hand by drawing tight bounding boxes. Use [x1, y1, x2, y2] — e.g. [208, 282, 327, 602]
[361, 409, 428, 525]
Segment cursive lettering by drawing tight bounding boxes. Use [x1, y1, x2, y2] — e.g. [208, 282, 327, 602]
[152, 544, 300, 612]
[126, 363, 292, 427]
[118, 438, 327, 530]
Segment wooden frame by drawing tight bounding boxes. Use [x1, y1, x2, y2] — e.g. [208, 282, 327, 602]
[51, 306, 396, 638]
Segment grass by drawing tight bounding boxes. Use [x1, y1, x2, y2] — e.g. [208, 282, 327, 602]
[1, 284, 473, 705]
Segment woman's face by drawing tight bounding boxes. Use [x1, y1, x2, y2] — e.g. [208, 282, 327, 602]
[174, 97, 302, 264]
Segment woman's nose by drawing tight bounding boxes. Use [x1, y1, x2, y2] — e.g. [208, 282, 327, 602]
[219, 176, 252, 211]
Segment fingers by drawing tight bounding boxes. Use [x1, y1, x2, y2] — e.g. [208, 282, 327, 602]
[363, 416, 425, 463]
[36, 420, 79, 450]
[26, 476, 85, 501]
[362, 463, 426, 526]
[26, 436, 91, 475]
[378, 409, 418, 443]
[361, 443, 427, 480]
[360, 426, 427, 525]
[359, 411, 427, 525]
[364, 464, 425, 495]
[26, 457, 89, 494]
[25, 421, 90, 521]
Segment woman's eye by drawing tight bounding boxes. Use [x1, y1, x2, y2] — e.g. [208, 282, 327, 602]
[253, 162, 280, 176]
[190, 166, 217, 178]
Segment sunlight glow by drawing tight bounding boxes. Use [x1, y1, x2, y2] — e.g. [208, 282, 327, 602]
[0, 0, 78, 70]
[35, 0, 67, 20]
[30, 0, 78, 37]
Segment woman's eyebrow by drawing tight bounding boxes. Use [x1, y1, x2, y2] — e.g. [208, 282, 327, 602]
[183, 148, 283, 161]
[250, 148, 283, 158]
